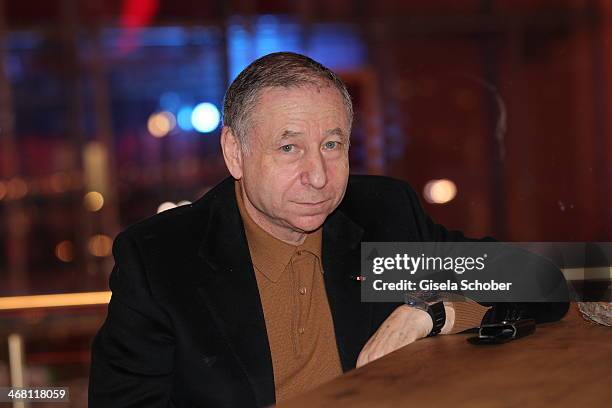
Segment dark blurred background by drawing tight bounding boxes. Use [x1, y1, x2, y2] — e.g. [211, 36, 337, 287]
[0, 0, 610, 405]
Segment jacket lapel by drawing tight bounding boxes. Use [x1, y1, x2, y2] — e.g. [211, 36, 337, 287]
[195, 178, 275, 407]
[322, 209, 372, 372]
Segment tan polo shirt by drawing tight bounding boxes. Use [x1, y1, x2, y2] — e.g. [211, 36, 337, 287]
[234, 180, 489, 402]
[235, 181, 343, 402]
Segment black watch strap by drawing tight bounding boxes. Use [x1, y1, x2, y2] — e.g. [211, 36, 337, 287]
[427, 301, 446, 337]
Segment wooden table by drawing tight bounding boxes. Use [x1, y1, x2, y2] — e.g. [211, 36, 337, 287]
[279, 304, 612, 407]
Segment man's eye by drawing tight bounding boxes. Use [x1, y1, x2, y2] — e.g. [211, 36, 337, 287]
[324, 141, 339, 150]
[280, 144, 295, 152]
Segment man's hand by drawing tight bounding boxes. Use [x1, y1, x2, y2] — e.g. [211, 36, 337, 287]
[356, 303, 455, 368]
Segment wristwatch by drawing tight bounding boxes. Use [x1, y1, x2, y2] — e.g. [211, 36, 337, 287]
[404, 292, 447, 337]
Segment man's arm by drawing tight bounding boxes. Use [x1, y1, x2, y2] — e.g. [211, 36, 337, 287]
[89, 232, 175, 407]
[402, 181, 570, 324]
[356, 179, 569, 366]
[356, 300, 484, 367]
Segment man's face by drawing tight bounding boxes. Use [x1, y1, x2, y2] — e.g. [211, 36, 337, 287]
[235, 85, 350, 241]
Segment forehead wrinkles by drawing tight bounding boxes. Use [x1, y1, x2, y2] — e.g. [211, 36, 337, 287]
[252, 92, 319, 118]
[253, 113, 344, 145]
[252, 85, 345, 114]
[250, 89, 347, 131]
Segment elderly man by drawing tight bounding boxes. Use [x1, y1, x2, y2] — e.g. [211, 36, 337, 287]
[89, 52, 568, 407]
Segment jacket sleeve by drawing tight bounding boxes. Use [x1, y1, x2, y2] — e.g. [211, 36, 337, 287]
[401, 181, 570, 325]
[89, 232, 175, 407]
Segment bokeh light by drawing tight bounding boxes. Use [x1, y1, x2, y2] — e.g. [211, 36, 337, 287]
[55, 241, 75, 263]
[177, 106, 194, 131]
[147, 111, 176, 138]
[87, 234, 113, 257]
[83, 191, 104, 212]
[191, 102, 220, 133]
[423, 179, 457, 204]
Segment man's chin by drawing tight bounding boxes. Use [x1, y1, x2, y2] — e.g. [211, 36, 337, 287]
[290, 214, 328, 233]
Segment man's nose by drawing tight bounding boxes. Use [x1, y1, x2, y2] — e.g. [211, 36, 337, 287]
[301, 150, 327, 189]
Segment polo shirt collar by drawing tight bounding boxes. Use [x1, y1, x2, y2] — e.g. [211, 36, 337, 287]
[234, 180, 322, 283]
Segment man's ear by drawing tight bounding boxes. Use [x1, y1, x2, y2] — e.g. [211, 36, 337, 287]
[220, 126, 243, 179]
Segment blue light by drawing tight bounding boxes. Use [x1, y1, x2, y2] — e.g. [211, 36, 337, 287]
[177, 106, 194, 131]
[227, 17, 364, 81]
[160, 92, 181, 112]
[191, 103, 220, 133]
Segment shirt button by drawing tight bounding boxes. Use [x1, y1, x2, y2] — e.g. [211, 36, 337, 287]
[299, 287, 307, 295]
[298, 327, 305, 334]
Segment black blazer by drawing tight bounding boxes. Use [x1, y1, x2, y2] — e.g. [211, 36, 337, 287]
[88, 175, 568, 407]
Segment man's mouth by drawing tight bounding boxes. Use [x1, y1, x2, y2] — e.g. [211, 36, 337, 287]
[293, 199, 329, 207]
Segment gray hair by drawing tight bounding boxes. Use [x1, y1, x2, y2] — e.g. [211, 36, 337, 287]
[222, 52, 353, 151]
